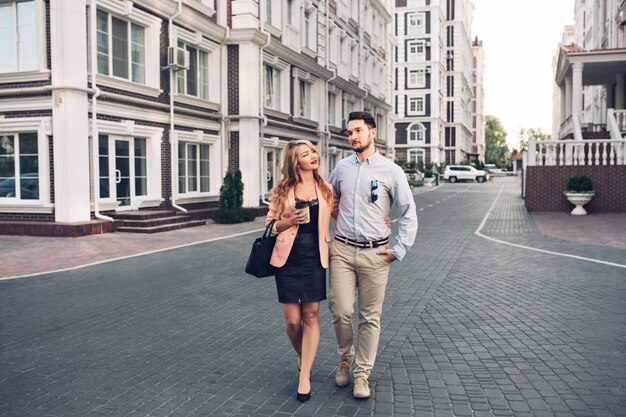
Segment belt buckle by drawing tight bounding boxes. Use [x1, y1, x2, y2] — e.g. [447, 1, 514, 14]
[368, 241, 373, 249]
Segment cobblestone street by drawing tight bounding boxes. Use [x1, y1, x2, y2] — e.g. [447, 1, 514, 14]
[1, 178, 625, 416]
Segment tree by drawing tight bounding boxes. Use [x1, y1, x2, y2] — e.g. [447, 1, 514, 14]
[517, 127, 550, 152]
[484, 115, 510, 167]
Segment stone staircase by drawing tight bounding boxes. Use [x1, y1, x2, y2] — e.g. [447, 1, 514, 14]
[111, 210, 207, 233]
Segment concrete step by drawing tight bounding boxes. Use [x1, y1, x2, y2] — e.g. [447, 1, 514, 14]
[115, 220, 206, 234]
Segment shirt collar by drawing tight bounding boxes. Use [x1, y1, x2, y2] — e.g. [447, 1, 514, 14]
[353, 149, 381, 166]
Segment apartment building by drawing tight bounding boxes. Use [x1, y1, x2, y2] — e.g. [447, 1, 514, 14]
[471, 35, 485, 161]
[0, 0, 393, 235]
[553, 0, 626, 140]
[392, 0, 476, 168]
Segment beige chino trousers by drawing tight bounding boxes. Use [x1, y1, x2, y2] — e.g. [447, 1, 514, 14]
[329, 239, 391, 379]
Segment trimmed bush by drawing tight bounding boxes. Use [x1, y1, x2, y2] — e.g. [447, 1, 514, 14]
[566, 175, 593, 193]
[212, 170, 257, 224]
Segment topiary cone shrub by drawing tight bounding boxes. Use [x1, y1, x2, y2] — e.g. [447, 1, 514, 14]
[212, 169, 256, 224]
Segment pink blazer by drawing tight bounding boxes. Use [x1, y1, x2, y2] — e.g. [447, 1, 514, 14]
[265, 183, 332, 268]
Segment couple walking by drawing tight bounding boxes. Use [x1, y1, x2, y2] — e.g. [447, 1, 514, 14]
[265, 111, 418, 402]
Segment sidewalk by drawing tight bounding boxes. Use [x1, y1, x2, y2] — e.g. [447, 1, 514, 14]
[1, 180, 625, 279]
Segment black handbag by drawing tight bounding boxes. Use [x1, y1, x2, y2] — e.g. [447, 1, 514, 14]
[245, 219, 277, 278]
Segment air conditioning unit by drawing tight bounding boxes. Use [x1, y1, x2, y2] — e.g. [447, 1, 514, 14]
[167, 46, 189, 71]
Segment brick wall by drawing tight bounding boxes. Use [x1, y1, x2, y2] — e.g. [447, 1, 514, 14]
[525, 166, 626, 213]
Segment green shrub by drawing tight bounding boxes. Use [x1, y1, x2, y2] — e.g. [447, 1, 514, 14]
[212, 169, 257, 223]
[566, 175, 593, 193]
[424, 168, 434, 178]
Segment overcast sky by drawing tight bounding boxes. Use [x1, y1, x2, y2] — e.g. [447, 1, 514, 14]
[471, 0, 575, 149]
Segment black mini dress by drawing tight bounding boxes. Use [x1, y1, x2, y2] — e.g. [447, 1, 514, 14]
[274, 198, 327, 304]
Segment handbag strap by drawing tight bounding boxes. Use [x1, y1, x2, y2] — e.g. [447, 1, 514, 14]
[263, 219, 277, 239]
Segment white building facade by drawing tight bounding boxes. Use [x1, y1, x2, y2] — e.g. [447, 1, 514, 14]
[471, 36, 485, 162]
[392, 0, 476, 168]
[553, 0, 626, 141]
[0, 0, 393, 235]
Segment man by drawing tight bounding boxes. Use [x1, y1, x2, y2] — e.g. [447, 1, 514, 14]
[328, 111, 418, 399]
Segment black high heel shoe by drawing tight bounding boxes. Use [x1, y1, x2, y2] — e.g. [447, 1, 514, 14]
[296, 391, 311, 402]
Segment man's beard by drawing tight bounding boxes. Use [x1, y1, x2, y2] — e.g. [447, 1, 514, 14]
[352, 138, 371, 153]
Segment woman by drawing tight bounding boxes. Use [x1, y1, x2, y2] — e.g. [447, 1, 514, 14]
[266, 139, 333, 402]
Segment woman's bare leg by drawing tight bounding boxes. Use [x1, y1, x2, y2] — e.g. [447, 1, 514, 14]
[298, 301, 321, 394]
[281, 303, 303, 367]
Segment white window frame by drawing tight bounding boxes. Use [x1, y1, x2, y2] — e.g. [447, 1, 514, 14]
[298, 78, 311, 119]
[174, 27, 220, 105]
[0, 117, 51, 212]
[264, 64, 281, 110]
[408, 123, 425, 142]
[0, 0, 48, 83]
[174, 130, 221, 200]
[408, 96, 425, 115]
[302, 5, 317, 53]
[407, 13, 425, 36]
[408, 68, 426, 88]
[95, 0, 161, 97]
[95, 120, 163, 210]
[407, 40, 425, 62]
[408, 148, 425, 166]
[262, 138, 286, 198]
[264, 54, 289, 113]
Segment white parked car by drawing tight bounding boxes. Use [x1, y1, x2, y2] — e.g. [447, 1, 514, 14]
[443, 165, 489, 183]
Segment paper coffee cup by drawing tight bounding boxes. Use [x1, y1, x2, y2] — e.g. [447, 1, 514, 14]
[295, 202, 310, 224]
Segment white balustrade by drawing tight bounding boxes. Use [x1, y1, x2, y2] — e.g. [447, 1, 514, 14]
[528, 138, 626, 166]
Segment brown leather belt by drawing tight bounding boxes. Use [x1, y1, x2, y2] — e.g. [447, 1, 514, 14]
[335, 235, 389, 249]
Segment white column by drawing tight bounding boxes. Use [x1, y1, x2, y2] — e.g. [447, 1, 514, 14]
[560, 85, 566, 124]
[572, 62, 584, 120]
[616, 73, 625, 109]
[238, 42, 262, 207]
[565, 75, 572, 117]
[50, 0, 90, 222]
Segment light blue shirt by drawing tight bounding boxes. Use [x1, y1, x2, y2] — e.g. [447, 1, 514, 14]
[329, 150, 418, 261]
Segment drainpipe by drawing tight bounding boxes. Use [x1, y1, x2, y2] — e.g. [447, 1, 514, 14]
[90, 0, 113, 223]
[323, 0, 336, 176]
[258, 0, 271, 205]
[169, 0, 187, 213]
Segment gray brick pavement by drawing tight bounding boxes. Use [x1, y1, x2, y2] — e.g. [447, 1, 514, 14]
[1, 179, 625, 416]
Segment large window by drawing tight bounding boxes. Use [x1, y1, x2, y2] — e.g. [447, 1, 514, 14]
[407, 40, 425, 62]
[328, 93, 336, 126]
[97, 9, 145, 84]
[408, 149, 424, 166]
[408, 68, 425, 88]
[408, 96, 425, 115]
[178, 142, 210, 194]
[407, 13, 424, 36]
[177, 41, 209, 100]
[0, 133, 39, 200]
[264, 65, 281, 110]
[298, 79, 311, 118]
[408, 124, 425, 142]
[0, 0, 37, 72]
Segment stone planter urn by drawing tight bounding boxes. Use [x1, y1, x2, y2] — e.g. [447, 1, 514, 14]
[564, 175, 594, 215]
[564, 192, 595, 215]
[423, 177, 435, 186]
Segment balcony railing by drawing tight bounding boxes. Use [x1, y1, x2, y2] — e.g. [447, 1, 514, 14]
[527, 138, 626, 166]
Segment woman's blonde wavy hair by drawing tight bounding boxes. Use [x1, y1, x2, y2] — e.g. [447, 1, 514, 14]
[270, 139, 334, 216]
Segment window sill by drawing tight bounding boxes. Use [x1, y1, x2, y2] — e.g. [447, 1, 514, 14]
[96, 75, 163, 98]
[293, 116, 318, 128]
[264, 108, 290, 120]
[176, 195, 219, 204]
[0, 202, 53, 213]
[301, 47, 317, 59]
[175, 94, 220, 111]
[0, 70, 51, 84]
